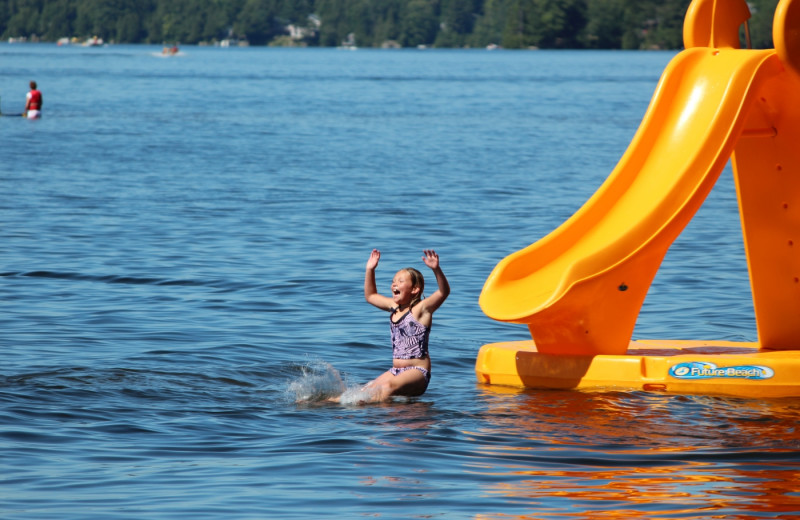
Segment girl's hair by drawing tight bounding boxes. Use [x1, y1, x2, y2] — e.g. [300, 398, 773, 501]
[403, 267, 425, 308]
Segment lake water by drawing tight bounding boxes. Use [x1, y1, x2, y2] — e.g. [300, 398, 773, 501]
[2, 44, 799, 519]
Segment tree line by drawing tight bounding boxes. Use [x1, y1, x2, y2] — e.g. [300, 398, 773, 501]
[1, 0, 780, 49]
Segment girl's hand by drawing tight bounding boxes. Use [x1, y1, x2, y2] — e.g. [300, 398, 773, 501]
[366, 249, 381, 270]
[422, 249, 440, 270]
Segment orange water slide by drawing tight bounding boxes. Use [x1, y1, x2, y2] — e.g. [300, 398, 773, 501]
[732, 0, 800, 351]
[480, 0, 800, 356]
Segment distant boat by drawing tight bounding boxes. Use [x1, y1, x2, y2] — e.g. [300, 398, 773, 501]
[83, 36, 104, 47]
[218, 38, 249, 47]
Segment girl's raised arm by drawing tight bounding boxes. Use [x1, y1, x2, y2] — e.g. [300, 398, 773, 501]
[364, 249, 394, 310]
[420, 250, 450, 315]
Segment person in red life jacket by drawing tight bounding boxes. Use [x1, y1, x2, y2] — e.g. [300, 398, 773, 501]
[24, 80, 42, 119]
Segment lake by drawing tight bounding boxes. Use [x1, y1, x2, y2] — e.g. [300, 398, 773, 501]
[1, 43, 799, 519]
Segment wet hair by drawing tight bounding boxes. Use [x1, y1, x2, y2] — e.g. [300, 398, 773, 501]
[402, 267, 425, 308]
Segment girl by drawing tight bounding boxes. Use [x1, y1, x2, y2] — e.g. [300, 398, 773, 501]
[362, 248, 450, 402]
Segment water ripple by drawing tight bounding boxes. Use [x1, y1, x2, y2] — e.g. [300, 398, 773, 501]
[1, 270, 254, 290]
[0, 45, 791, 520]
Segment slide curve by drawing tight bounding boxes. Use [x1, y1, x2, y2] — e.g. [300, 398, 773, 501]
[479, 47, 782, 356]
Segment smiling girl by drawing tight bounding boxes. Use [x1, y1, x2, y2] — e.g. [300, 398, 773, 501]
[361, 249, 450, 402]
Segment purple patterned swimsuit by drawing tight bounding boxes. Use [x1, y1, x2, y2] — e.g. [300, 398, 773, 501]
[389, 309, 431, 383]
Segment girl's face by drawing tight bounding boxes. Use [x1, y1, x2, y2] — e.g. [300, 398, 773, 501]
[391, 270, 420, 306]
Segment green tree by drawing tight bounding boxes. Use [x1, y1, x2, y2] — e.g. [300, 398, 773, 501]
[235, 0, 280, 44]
[198, 1, 230, 41]
[316, 0, 347, 46]
[435, 0, 482, 47]
[280, 0, 313, 22]
[400, 0, 436, 47]
[530, 0, 587, 48]
[372, 0, 403, 45]
[642, 0, 690, 49]
[0, 0, 734, 49]
[747, 0, 779, 48]
[469, 0, 507, 47]
[502, 0, 538, 49]
[4, 0, 42, 38]
[115, 11, 140, 41]
[39, 0, 74, 40]
[582, 0, 625, 48]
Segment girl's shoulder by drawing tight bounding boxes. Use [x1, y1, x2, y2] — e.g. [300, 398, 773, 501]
[410, 304, 433, 327]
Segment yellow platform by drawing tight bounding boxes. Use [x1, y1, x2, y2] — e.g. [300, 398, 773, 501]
[476, 340, 800, 398]
[476, 0, 800, 397]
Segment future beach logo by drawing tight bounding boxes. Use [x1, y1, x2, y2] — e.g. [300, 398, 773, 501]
[668, 361, 775, 381]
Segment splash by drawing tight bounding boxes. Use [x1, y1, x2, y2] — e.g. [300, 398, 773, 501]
[288, 360, 348, 403]
[337, 386, 376, 406]
[287, 360, 378, 405]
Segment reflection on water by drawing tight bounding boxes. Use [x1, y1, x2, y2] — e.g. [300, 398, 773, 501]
[475, 463, 800, 519]
[470, 385, 800, 519]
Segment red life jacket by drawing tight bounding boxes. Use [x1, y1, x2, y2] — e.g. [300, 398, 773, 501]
[29, 90, 42, 110]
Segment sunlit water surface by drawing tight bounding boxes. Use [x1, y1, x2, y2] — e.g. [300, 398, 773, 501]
[2, 44, 799, 519]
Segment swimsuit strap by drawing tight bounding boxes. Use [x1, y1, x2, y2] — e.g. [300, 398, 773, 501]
[390, 301, 416, 323]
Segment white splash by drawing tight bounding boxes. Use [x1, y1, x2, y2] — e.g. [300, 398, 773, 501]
[337, 386, 376, 406]
[287, 360, 379, 405]
[287, 360, 347, 402]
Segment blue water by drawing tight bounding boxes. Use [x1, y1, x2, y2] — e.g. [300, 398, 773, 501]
[2, 44, 800, 519]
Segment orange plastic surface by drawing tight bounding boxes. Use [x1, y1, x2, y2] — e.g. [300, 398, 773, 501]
[479, 0, 800, 358]
[475, 339, 800, 398]
[683, 0, 750, 49]
[480, 47, 780, 356]
[774, 0, 800, 81]
[732, 0, 800, 350]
